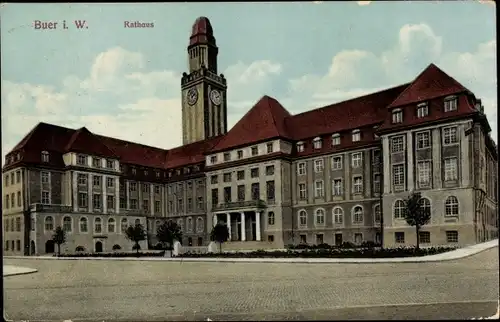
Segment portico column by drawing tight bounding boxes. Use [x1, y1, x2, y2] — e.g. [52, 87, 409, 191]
[226, 213, 231, 240]
[256, 211, 261, 241]
[240, 212, 246, 241]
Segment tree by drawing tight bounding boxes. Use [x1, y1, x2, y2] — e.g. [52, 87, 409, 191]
[52, 226, 66, 256]
[156, 220, 183, 257]
[125, 223, 146, 254]
[404, 191, 431, 250]
[210, 223, 230, 254]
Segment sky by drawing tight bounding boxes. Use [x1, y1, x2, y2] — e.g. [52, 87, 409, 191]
[1, 1, 497, 164]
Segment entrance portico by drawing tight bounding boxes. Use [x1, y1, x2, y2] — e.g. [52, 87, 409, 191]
[213, 211, 262, 241]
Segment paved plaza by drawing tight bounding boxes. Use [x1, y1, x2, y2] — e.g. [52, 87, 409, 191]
[4, 248, 499, 321]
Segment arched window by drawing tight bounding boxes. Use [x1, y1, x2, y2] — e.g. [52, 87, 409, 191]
[445, 196, 459, 216]
[80, 217, 88, 233]
[374, 204, 381, 223]
[177, 218, 184, 231]
[298, 210, 307, 226]
[333, 207, 343, 224]
[315, 209, 325, 225]
[187, 217, 193, 232]
[107, 218, 115, 233]
[94, 217, 102, 233]
[155, 220, 161, 228]
[120, 218, 128, 233]
[419, 198, 431, 218]
[352, 206, 363, 223]
[394, 200, 406, 219]
[45, 216, 54, 231]
[196, 217, 204, 233]
[268, 212, 275, 225]
[62, 216, 72, 232]
[134, 218, 140, 226]
[41, 151, 49, 162]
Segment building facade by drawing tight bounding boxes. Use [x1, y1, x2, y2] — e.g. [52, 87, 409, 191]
[2, 17, 498, 256]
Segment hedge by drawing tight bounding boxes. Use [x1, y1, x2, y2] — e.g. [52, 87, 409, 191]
[286, 241, 380, 250]
[55, 252, 166, 258]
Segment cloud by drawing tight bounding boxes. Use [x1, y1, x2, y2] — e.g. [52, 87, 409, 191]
[357, 1, 372, 6]
[285, 23, 496, 140]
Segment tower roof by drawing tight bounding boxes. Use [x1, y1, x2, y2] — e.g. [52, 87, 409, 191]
[189, 16, 216, 46]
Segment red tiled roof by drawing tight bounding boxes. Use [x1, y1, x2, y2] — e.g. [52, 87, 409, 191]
[388, 63, 470, 108]
[66, 127, 118, 159]
[166, 135, 224, 168]
[211, 95, 293, 152]
[286, 84, 409, 140]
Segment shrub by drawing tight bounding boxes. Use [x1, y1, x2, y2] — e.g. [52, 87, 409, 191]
[112, 244, 121, 251]
[56, 252, 165, 258]
[177, 246, 456, 259]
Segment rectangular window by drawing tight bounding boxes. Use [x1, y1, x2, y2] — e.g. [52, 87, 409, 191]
[223, 187, 231, 203]
[419, 231, 431, 244]
[223, 173, 232, 182]
[416, 131, 430, 149]
[93, 176, 101, 187]
[418, 161, 431, 185]
[297, 162, 306, 175]
[155, 186, 160, 194]
[106, 178, 114, 188]
[211, 189, 219, 205]
[353, 176, 363, 194]
[313, 138, 322, 149]
[395, 232, 405, 243]
[266, 181, 275, 201]
[237, 185, 245, 201]
[41, 191, 50, 204]
[142, 200, 149, 212]
[251, 168, 259, 178]
[237, 170, 245, 180]
[265, 165, 275, 176]
[392, 110, 403, 123]
[177, 199, 183, 212]
[443, 127, 458, 145]
[417, 104, 428, 118]
[223, 153, 231, 161]
[372, 150, 381, 164]
[142, 184, 149, 193]
[210, 156, 217, 164]
[314, 159, 324, 173]
[332, 179, 343, 196]
[77, 174, 87, 185]
[351, 153, 362, 168]
[41, 171, 50, 184]
[16, 171, 21, 183]
[298, 183, 307, 200]
[393, 164, 405, 186]
[197, 197, 204, 210]
[267, 143, 274, 153]
[130, 199, 138, 209]
[314, 180, 324, 198]
[237, 150, 243, 159]
[106, 195, 114, 210]
[316, 234, 324, 245]
[211, 175, 218, 184]
[78, 193, 87, 207]
[93, 194, 101, 209]
[93, 158, 101, 168]
[17, 191, 21, 207]
[332, 134, 340, 146]
[444, 97, 458, 112]
[251, 183, 260, 200]
[444, 158, 458, 181]
[446, 230, 459, 243]
[11, 193, 14, 208]
[77, 155, 87, 165]
[331, 156, 343, 170]
[391, 136, 404, 153]
[106, 160, 114, 169]
[373, 174, 381, 193]
[297, 143, 305, 152]
[155, 200, 161, 213]
[251, 146, 258, 156]
[352, 131, 361, 142]
[130, 182, 137, 191]
[119, 197, 126, 209]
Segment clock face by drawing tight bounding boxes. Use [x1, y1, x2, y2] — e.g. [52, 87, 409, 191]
[187, 88, 198, 106]
[210, 90, 222, 105]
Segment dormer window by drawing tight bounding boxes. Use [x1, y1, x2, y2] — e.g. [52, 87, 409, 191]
[352, 129, 361, 142]
[297, 142, 305, 153]
[373, 126, 379, 139]
[194, 165, 200, 171]
[223, 153, 231, 161]
[331, 134, 340, 146]
[210, 155, 217, 164]
[417, 103, 428, 118]
[16, 153, 20, 161]
[237, 150, 243, 159]
[156, 171, 160, 178]
[41, 151, 49, 163]
[168, 171, 173, 178]
[444, 96, 458, 112]
[144, 170, 148, 176]
[132, 167, 137, 175]
[77, 154, 87, 165]
[392, 108, 403, 124]
[176, 169, 181, 175]
[313, 137, 322, 149]
[106, 160, 114, 169]
[251, 146, 259, 156]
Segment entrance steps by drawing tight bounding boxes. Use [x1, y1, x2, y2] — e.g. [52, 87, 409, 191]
[222, 241, 278, 252]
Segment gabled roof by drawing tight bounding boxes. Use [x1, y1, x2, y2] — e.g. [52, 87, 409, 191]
[286, 84, 409, 140]
[11, 122, 74, 153]
[66, 127, 118, 159]
[211, 95, 293, 152]
[388, 63, 470, 108]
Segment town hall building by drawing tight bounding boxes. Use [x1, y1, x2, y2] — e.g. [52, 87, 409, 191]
[3, 17, 498, 255]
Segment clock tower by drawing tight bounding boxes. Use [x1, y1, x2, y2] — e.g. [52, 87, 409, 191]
[181, 17, 228, 145]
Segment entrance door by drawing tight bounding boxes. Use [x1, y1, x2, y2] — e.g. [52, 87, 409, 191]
[45, 240, 55, 253]
[95, 241, 103, 253]
[251, 222, 256, 241]
[375, 232, 381, 244]
[237, 222, 242, 241]
[334, 233, 343, 246]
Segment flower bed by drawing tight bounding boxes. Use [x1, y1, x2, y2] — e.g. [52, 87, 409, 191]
[55, 252, 166, 258]
[178, 246, 457, 258]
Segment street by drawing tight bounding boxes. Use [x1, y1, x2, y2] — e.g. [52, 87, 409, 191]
[4, 248, 499, 321]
